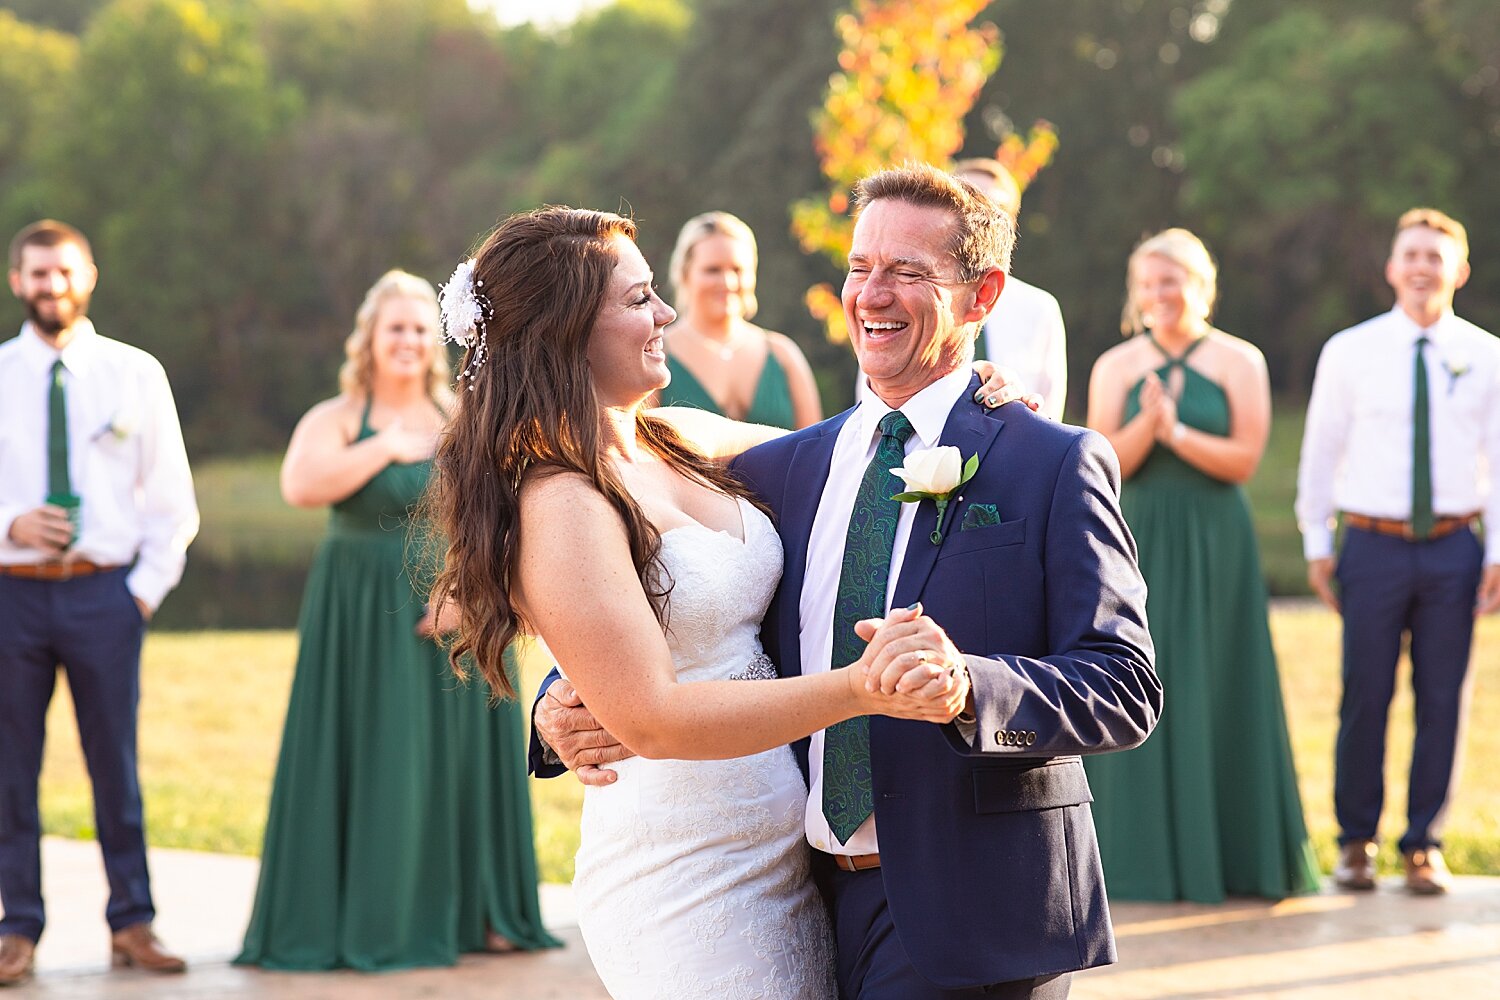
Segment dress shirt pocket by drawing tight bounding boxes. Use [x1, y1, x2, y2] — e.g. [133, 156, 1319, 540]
[972, 758, 1092, 814]
[937, 515, 1025, 558]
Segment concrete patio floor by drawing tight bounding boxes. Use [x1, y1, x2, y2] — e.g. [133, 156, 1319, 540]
[6, 837, 1498, 998]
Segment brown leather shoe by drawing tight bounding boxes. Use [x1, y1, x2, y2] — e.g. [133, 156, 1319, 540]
[1334, 838, 1378, 890]
[110, 924, 186, 974]
[1403, 847, 1452, 895]
[0, 935, 36, 988]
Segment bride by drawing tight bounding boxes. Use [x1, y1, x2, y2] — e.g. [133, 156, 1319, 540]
[425, 207, 972, 998]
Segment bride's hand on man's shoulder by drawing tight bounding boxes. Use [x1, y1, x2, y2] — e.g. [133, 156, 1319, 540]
[971, 361, 1045, 414]
[850, 605, 969, 723]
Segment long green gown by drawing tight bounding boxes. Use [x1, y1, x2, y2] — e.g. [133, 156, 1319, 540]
[236, 402, 560, 970]
[662, 348, 797, 428]
[1083, 336, 1321, 902]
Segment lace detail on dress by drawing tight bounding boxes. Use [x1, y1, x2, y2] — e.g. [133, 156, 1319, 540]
[572, 498, 836, 999]
[730, 651, 778, 681]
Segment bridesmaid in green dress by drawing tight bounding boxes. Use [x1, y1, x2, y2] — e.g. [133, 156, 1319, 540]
[655, 211, 823, 429]
[236, 271, 560, 970]
[1084, 229, 1320, 902]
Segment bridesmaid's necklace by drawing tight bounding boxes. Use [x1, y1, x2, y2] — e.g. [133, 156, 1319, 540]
[689, 325, 739, 362]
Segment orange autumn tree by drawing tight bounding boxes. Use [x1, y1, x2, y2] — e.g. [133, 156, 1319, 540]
[792, 0, 1057, 342]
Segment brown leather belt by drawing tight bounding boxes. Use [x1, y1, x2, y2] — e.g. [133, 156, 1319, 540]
[1343, 512, 1476, 541]
[0, 560, 122, 581]
[828, 852, 881, 872]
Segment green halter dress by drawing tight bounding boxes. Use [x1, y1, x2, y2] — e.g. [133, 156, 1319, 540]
[237, 399, 559, 970]
[1083, 335, 1320, 902]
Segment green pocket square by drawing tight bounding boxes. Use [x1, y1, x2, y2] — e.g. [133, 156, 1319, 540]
[960, 503, 1001, 531]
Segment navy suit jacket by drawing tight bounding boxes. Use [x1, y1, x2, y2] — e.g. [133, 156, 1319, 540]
[532, 380, 1160, 988]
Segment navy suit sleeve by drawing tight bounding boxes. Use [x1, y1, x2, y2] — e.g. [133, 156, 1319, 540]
[952, 429, 1160, 757]
[528, 665, 568, 778]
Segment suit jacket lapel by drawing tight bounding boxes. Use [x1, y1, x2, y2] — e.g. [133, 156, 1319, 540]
[890, 394, 1006, 609]
[774, 412, 849, 679]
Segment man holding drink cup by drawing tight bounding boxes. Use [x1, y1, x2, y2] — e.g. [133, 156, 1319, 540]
[0, 221, 199, 984]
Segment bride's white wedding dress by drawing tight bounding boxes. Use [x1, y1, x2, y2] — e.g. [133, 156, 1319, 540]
[571, 497, 836, 999]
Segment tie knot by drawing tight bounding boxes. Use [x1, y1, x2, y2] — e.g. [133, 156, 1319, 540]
[51, 358, 65, 382]
[878, 410, 914, 444]
[1416, 335, 1430, 350]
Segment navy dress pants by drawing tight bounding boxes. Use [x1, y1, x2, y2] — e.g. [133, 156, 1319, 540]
[0, 568, 152, 942]
[1334, 526, 1482, 853]
[824, 863, 1072, 999]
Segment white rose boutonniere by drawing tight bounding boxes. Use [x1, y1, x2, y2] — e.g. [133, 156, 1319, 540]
[92, 405, 140, 442]
[891, 445, 979, 544]
[1442, 358, 1470, 396]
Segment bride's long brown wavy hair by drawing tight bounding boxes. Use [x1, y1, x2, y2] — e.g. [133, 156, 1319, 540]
[425, 206, 753, 700]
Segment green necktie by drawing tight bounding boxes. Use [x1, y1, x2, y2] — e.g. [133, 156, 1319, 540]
[1411, 336, 1433, 539]
[48, 358, 72, 498]
[822, 409, 915, 844]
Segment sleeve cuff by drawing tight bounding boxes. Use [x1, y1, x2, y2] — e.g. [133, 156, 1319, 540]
[1301, 525, 1336, 561]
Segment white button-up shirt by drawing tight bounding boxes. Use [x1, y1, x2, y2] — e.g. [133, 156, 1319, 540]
[800, 365, 972, 854]
[981, 275, 1068, 421]
[0, 321, 200, 609]
[1295, 306, 1500, 564]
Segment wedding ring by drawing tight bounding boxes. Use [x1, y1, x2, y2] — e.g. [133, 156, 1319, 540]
[915, 651, 929, 664]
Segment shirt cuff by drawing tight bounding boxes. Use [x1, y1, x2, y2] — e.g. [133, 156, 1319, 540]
[0, 505, 24, 550]
[1301, 524, 1336, 562]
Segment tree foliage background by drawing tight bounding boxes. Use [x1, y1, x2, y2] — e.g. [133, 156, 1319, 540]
[2, 0, 1497, 454]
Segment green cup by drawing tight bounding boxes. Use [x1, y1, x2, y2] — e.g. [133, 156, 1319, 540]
[46, 492, 82, 550]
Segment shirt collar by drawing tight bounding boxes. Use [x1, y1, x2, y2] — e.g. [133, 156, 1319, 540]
[1389, 305, 1455, 346]
[854, 365, 974, 451]
[17, 318, 99, 377]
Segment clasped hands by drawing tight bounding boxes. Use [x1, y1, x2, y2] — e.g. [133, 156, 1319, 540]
[533, 604, 969, 788]
[1137, 372, 1180, 443]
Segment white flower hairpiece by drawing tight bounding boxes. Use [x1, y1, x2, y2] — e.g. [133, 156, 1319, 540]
[439, 258, 492, 386]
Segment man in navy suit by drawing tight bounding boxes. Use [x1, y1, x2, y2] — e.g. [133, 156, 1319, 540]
[535, 163, 1159, 998]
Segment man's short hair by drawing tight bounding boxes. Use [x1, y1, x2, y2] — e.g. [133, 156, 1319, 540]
[9, 219, 93, 272]
[853, 162, 1015, 281]
[1394, 208, 1468, 262]
[951, 157, 1022, 217]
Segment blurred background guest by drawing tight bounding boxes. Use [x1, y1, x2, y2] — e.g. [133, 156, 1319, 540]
[656, 211, 823, 428]
[952, 157, 1067, 421]
[235, 270, 558, 971]
[1296, 209, 1500, 895]
[1083, 229, 1319, 902]
[1, 220, 198, 984]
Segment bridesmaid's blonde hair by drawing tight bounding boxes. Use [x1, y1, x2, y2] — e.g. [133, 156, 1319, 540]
[1120, 228, 1218, 336]
[668, 211, 760, 320]
[339, 269, 453, 405]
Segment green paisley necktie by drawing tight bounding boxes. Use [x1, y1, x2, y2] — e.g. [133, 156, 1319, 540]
[822, 409, 915, 844]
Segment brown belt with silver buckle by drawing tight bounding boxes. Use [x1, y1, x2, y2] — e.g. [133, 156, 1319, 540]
[827, 852, 881, 872]
[1343, 513, 1476, 541]
[0, 560, 122, 581]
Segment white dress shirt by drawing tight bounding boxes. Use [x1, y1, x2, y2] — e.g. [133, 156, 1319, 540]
[1295, 306, 1500, 564]
[801, 365, 973, 854]
[0, 321, 200, 609]
[981, 275, 1067, 421]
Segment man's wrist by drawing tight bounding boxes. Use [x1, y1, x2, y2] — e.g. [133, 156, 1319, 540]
[954, 661, 976, 724]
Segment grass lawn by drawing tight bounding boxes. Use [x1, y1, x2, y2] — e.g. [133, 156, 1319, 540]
[39, 610, 1500, 884]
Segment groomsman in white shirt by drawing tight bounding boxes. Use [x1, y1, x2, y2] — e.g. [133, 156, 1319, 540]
[1296, 208, 1500, 896]
[0, 221, 199, 984]
[952, 158, 1068, 420]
